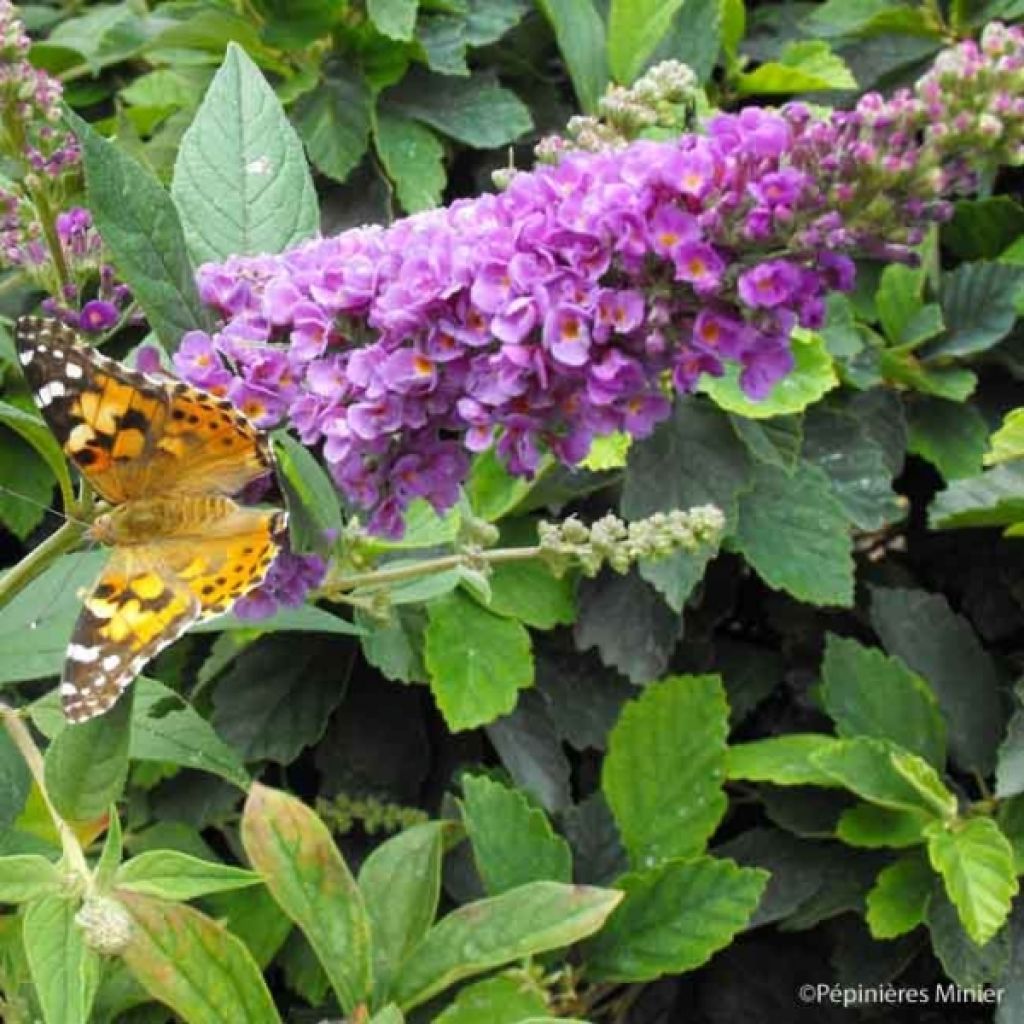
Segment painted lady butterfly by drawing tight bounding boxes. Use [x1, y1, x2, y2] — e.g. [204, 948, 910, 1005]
[15, 316, 287, 724]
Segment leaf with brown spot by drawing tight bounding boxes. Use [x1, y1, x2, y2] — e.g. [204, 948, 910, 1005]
[241, 783, 373, 1013]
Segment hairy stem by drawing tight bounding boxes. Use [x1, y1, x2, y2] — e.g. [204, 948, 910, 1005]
[0, 707, 92, 888]
[0, 517, 86, 609]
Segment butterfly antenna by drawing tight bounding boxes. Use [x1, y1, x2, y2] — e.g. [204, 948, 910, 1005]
[0, 483, 91, 529]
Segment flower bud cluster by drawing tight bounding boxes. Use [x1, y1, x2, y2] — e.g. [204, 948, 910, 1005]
[538, 504, 725, 576]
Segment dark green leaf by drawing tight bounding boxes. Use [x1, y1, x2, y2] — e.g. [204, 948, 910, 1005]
[930, 462, 1024, 530]
[927, 887, 1010, 989]
[535, 0, 609, 112]
[944, 197, 1024, 261]
[294, 63, 373, 184]
[924, 262, 1024, 359]
[274, 433, 344, 556]
[384, 69, 532, 148]
[735, 461, 855, 607]
[0, 727, 30, 830]
[67, 109, 208, 348]
[870, 587, 1004, 775]
[907, 397, 990, 481]
[729, 414, 803, 474]
[0, 399, 73, 509]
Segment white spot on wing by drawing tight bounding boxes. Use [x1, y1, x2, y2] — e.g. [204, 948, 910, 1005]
[67, 643, 100, 663]
[65, 362, 83, 379]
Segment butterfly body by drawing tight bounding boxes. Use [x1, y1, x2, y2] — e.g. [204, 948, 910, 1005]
[15, 316, 287, 723]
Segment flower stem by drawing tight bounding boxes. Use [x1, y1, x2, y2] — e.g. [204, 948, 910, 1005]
[320, 545, 541, 597]
[0, 706, 92, 887]
[0, 517, 86, 609]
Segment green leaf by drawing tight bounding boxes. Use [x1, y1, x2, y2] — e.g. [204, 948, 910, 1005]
[0, 723, 30, 830]
[986, 407, 1024, 466]
[0, 431, 55, 540]
[212, 635, 350, 763]
[424, 591, 533, 731]
[835, 804, 927, 849]
[810, 737, 955, 818]
[726, 735, 844, 789]
[801, 405, 903, 530]
[44, 690, 132, 822]
[293, 62, 373, 184]
[203, 885, 291, 970]
[66, 109, 207, 349]
[392, 882, 621, 1011]
[368, 0, 419, 39]
[241, 784, 372, 1013]
[930, 461, 1024, 530]
[115, 851, 260, 901]
[875, 263, 925, 346]
[358, 822, 445, 1002]
[865, 853, 932, 939]
[996, 705, 1024, 799]
[927, 887, 1010, 990]
[729, 414, 802, 473]
[870, 587, 1004, 775]
[944, 197, 1024, 261]
[374, 111, 445, 213]
[435, 973, 548, 1024]
[907, 397, 990, 480]
[703, 331, 837, 419]
[461, 775, 571, 895]
[925, 817, 1019, 946]
[603, 675, 728, 868]
[621, 396, 751, 611]
[171, 44, 318, 264]
[648, 0, 722, 83]
[585, 857, 768, 981]
[384, 69, 532, 148]
[0, 854, 62, 902]
[534, 0, 609, 112]
[0, 400, 73, 509]
[274, 433, 344, 556]
[922, 262, 1024, 359]
[120, 891, 281, 1024]
[821, 634, 946, 768]
[736, 40, 855, 95]
[487, 521, 574, 630]
[734, 461, 854, 607]
[607, 0, 685, 84]
[23, 894, 100, 1024]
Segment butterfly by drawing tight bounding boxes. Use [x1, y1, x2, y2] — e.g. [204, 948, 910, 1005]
[15, 315, 287, 724]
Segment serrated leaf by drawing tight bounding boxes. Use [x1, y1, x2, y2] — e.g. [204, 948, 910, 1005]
[734, 461, 854, 607]
[172, 44, 318, 263]
[534, 0, 609, 111]
[461, 775, 571, 895]
[0, 854, 62, 902]
[923, 262, 1024, 359]
[115, 851, 260, 901]
[212, 635, 350, 763]
[358, 822, 445, 1002]
[925, 817, 1018, 946]
[392, 882, 621, 1010]
[603, 675, 728, 868]
[23, 893, 101, 1024]
[726, 735, 844, 789]
[383, 69, 531, 148]
[703, 332, 837, 418]
[870, 587, 1004, 775]
[424, 591, 533, 731]
[44, 689, 132, 822]
[810, 737, 954, 818]
[241, 784, 372, 1013]
[585, 857, 767, 981]
[866, 853, 932, 939]
[907, 397, 990, 480]
[66, 109, 207, 348]
[821, 634, 946, 768]
[374, 110, 445, 213]
[120, 891, 281, 1024]
[293, 61, 373, 185]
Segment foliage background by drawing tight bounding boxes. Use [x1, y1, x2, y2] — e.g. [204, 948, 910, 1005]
[2, 0, 1024, 1021]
